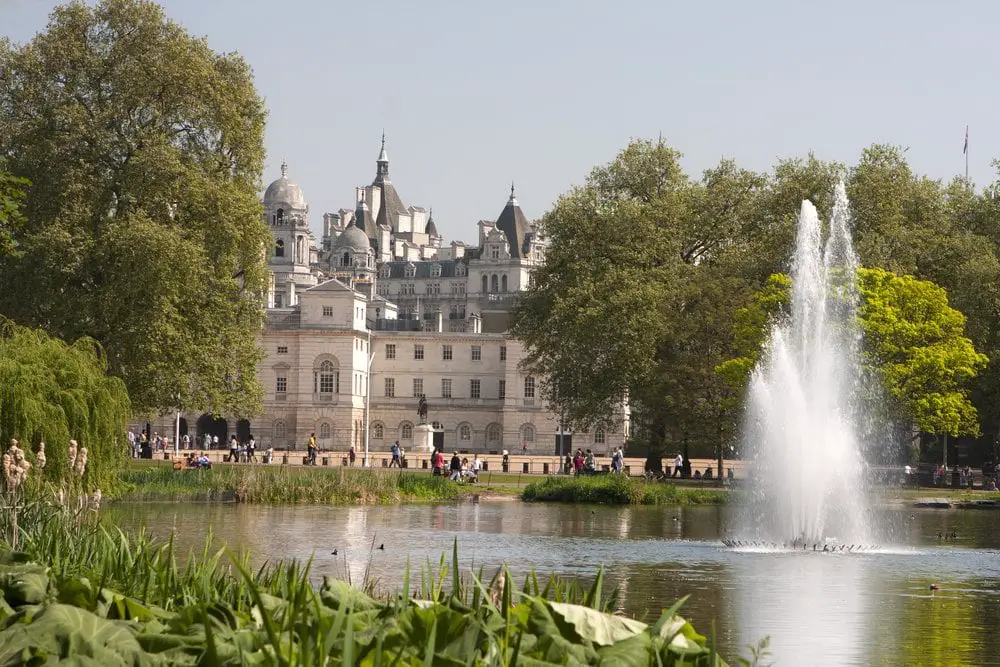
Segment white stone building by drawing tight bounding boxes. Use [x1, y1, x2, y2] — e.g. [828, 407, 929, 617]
[150, 138, 628, 457]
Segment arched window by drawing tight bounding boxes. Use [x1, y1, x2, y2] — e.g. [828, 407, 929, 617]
[273, 421, 286, 439]
[276, 208, 284, 225]
[459, 424, 472, 441]
[342, 251, 351, 267]
[490, 275, 499, 292]
[521, 425, 535, 442]
[501, 275, 508, 292]
[481, 275, 488, 293]
[486, 423, 502, 442]
[275, 239, 285, 257]
[319, 423, 331, 439]
[314, 358, 339, 395]
[401, 422, 413, 440]
[594, 427, 606, 444]
[372, 422, 384, 439]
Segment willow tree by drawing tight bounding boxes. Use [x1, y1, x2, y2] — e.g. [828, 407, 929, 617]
[0, 0, 270, 416]
[0, 320, 130, 490]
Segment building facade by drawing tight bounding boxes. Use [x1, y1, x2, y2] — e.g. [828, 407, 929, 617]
[149, 138, 627, 456]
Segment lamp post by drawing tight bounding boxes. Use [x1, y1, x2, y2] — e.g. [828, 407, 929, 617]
[174, 394, 181, 457]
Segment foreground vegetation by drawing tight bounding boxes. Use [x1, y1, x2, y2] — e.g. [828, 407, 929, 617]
[522, 476, 728, 506]
[0, 501, 749, 665]
[118, 465, 466, 504]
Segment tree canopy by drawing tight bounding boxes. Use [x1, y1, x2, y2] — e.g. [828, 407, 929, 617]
[512, 138, 1000, 462]
[0, 0, 270, 416]
[0, 162, 28, 257]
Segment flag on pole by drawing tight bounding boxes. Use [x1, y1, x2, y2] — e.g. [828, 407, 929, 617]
[964, 126, 969, 155]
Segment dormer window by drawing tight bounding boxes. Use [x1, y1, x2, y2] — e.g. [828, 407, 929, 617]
[404, 263, 416, 278]
[491, 246, 500, 259]
[430, 263, 442, 277]
[455, 263, 467, 277]
[378, 265, 390, 279]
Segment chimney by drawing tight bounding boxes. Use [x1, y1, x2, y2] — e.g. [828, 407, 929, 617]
[286, 279, 296, 307]
[435, 308, 443, 333]
[322, 213, 332, 242]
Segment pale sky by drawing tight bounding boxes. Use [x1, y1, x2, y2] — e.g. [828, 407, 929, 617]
[2, 0, 995, 244]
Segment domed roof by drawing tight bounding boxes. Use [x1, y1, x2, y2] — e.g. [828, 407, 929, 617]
[263, 161, 306, 209]
[333, 222, 370, 252]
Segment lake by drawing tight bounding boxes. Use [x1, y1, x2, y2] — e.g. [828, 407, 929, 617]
[109, 500, 1000, 666]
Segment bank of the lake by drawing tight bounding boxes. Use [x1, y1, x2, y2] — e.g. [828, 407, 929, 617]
[0, 501, 730, 666]
[115, 463, 485, 504]
[522, 475, 730, 505]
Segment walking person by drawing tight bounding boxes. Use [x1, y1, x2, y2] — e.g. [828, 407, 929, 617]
[449, 451, 462, 481]
[348, 444, 356, 467]
[229, 436, 239, 463]
[389, 441, 401, 468]
[247, 435, 256, 463]
[307, 432, 318, 465]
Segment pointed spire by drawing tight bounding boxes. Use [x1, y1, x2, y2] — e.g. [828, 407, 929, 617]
[280, 160, 288, 178]
[377, 131, 388, 163]
[508, 182, 518, 206]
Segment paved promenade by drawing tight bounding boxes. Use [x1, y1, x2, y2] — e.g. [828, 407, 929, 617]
[150, 448, 749, 479]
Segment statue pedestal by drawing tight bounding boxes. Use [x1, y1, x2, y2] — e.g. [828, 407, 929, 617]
[414, 423, 435, 454]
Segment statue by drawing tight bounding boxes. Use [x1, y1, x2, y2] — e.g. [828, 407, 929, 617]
[417, 396, 428, 424]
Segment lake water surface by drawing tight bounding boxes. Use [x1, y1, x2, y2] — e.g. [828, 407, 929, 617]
[109, 501, 1000, 666]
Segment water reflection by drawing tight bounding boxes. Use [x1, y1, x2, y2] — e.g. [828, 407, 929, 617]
[106, 502, 1000, 666]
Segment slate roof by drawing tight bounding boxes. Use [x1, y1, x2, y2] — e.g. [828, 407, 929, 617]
[495, 186, 531, 259]
[379, 258, 468, 280]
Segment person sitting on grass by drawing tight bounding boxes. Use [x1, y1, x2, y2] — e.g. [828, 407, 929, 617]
[196, 453, 211, 469]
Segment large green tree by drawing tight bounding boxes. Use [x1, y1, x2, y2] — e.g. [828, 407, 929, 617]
[0, 0, 269, 415]
[0, 162, 28, 257]
[718, 269, 987, 455]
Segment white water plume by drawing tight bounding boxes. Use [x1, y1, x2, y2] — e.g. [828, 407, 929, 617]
[739, 181, 871, 545]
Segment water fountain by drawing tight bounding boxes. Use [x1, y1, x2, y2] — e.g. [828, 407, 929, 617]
[727, 182, 874, 550]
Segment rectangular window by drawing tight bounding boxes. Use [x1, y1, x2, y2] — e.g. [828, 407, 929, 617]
[384, 378, 395, 397]
[500, 346, 507, 361]
[413, 378, 424, 398]
[322, 305, 334, 317]
[442, 344, 452, 361]
[498, 379, 506, 400]
[276, 376, 287, 393]
[471, 345, 481, 361]
[442, 378, 452, 398]
[470, 379, 481, 399]
[385, 344, 396, 360]
[414, 344, 424, 360]
[277, 345, 288, 354]
[524, 376, 535, 398]
[274, 293, 283, 308]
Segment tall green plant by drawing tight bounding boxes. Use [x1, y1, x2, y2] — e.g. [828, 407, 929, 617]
[0, 320, 130, 490]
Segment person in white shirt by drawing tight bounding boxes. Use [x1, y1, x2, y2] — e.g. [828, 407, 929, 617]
[673, 453, 683, 478]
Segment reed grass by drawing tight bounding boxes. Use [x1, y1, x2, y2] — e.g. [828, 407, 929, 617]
[116, 464, 461, 504]
[522, 475, 729, 505]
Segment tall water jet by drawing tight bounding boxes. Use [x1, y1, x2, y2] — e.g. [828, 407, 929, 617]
[739, 182, 872, 545]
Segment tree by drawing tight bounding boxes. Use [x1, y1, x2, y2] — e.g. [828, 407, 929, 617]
[0, 0, 270, 416]
[0, 162, 28, 256]
[858, 268, 988, 438]
[719, 269, 988, 451]
[0, 319, 131, 490]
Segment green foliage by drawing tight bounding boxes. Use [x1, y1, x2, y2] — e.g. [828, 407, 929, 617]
[522, 476, 727, 506]
[717, 269, 988, 439]
[858, 268, 988, 436]
[116, 465, 461, 504]
[0, 501, 732, 665]
[0, 320, 130, 490]
[0, 161, 28, 257]
[0, 0, 270, 416]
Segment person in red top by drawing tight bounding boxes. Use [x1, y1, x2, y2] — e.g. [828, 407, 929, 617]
[573, 449, 584, 476]
[432, 448, 445, 476]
